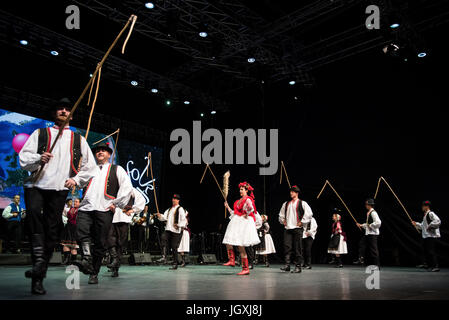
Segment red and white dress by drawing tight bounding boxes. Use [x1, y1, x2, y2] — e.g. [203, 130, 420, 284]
[222, 196, 261, 247]
[327, 221, 348, 255]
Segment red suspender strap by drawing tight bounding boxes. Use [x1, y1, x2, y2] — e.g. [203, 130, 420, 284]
[46, 127, 52, 152]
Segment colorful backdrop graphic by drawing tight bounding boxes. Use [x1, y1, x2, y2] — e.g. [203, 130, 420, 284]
[0, 108, 162, 211]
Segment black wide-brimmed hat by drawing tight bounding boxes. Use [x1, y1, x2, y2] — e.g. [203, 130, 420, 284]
[366, 198, 375, 206]
[290, 185, 300, 193]
[92, 142, 113, 154]
[172, 194, 181, 200]
[52, 97, 72, 111]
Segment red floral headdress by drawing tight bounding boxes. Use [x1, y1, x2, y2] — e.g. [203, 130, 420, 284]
[238, 181, 255, 199]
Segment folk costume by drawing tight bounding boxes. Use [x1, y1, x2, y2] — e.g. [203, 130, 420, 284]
[158, 194, 187, 270]
[327, 213, 347, 268]
[222, 182, 260, 275]
[60, 204, 79, 263]
[256, 216, 276, 267]
[278, 185, 314, 273]
[360, 199, 382, 267]
[19, 98, 97, 294]
[178, 210, 190, 267]
[415, 201, 441, 271]
[107, 188, 146, 277]
[75, 143, 133, 284]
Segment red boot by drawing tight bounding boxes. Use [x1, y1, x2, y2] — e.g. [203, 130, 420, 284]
[237, 258, 250, 275]
[223, 249, 235, 267]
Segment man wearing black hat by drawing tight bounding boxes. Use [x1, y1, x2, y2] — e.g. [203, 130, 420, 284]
[75, 142, 133, 284]
[19, 98, 97, 294]
[357, 199, 382, 267]
[278, 185, 314, 273]
[412, 201, 441, 272]
[156, 194, 187, 270]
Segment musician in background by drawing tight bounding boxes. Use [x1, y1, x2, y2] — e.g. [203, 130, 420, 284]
[2, 194, 26, 253]
[131, 205, 154, 253]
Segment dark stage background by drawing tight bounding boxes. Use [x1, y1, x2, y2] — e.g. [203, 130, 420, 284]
[0, 1, 448, 266]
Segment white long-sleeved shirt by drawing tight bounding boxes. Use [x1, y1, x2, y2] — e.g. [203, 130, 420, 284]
[416, 210, 441, 239]
[303, 217, 318, 239]
[278, 199, 313, 230]
[62, 205, 70, 225]
[113, 188, 146, 224]
[255, 211, 263, 229]
[361, 209, 381, 235]
[159, 205, 187, 234]
[19, 126, 97, 190]
[79, 163, 133, 212]
[2, 204, 25, 220]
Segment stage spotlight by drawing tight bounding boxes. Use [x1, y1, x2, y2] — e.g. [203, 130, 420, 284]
[289, 80, 296, 85]
[165, 100, 171, 106]
[89, 73, 93, 78]
[144, 2, 154, 9]
[184, 100, 190, 105]
[151, 88, 158, 93]
[418, 52, 427, 58]
[19, 40, 28, 46]
[50, 50, 59, 56]
[200, 113, 204, 117]
[199, 31, 208, 38]
[211, 110, 216, 115]
[198, 23, 208, 38]
[131, 80, 138, 86]
[390, 23, 400, 29]
[247, 57, 256, 63]
[294, 96, 298, 100]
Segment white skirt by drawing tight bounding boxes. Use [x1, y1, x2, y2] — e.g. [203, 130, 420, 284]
[178, 229, 190, 253]
[223, 215, 261, 247]
[256, 234, 276, 255]
[328, 236, 348, 255]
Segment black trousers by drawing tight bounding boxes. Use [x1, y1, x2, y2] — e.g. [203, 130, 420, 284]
[365, 235, 380, 266]
[283, 228, 304, 266]
[107, 222, 129, 267]
[358, 236, 367, 259]
[6, 221, 22, 251]
[131, 225, 146, 252]
[246, 246, 255, 263]
[24, 187, 68, 261]
[77, 210, 113, 274]
[160, 229, 169, 255]
[423, 237, 438, 268]
[302, 236, 314, 266]
[164, 230, 182, 265]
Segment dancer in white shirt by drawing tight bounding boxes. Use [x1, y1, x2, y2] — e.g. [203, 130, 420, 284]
[19, 98, 96, 295]
[412, 200, 442, 272]
[278, 185, 313, 273]
[302, 216, 318, 269]
[356, 199, 381, 267]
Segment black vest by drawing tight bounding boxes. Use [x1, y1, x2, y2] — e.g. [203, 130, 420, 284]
[167, 206, 183, 225]
[284, 199, 305, 222]
[367, 210, 375, 225]
[37, 127, 81, 177]
[426, 212, 432, 225]
[84, 164, 120, 199]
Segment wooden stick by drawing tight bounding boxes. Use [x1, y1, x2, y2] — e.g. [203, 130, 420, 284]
[92, 129, 120, 145]
[85, 65, 102, 140]
[199, 163, 209, 184]
[279, 161, 283, 185]
[374, 177, 382, 199]
[316, 180, 329, 199]
[146, 152, 150, 178]
[30, 14, 137, 184]
[207, 165, 226, 200]
[111, 128, 120, 163]
[282, 162, 291, 189]
[149, 152, 160, 214]
[317, 180, 360, 229]
[375, 176, 419, 232]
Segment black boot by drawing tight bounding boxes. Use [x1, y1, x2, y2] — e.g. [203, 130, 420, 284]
[292, 265, 302, 273]
[73, 242, 94, 275]
[280, 264, 290, 272]
[70, 254, 77, 265]
[180, 255, 186, 267]
[88, 274, 98, 284]
[111, 268, 119, 277]
[107, 247, 120, 269]
[353, 256, 364, 265]
[25, 234, 47, 279]
[328, 256, 336, 264]
[335, 256, 343, 268]
[169, 264, 178, 270]
[265, 256, 270, 268]
[31, 277, 46, 295]
[62, 252, 70, 265]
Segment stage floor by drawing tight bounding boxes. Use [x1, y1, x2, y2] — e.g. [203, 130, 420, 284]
[0, 264, 448, 300]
